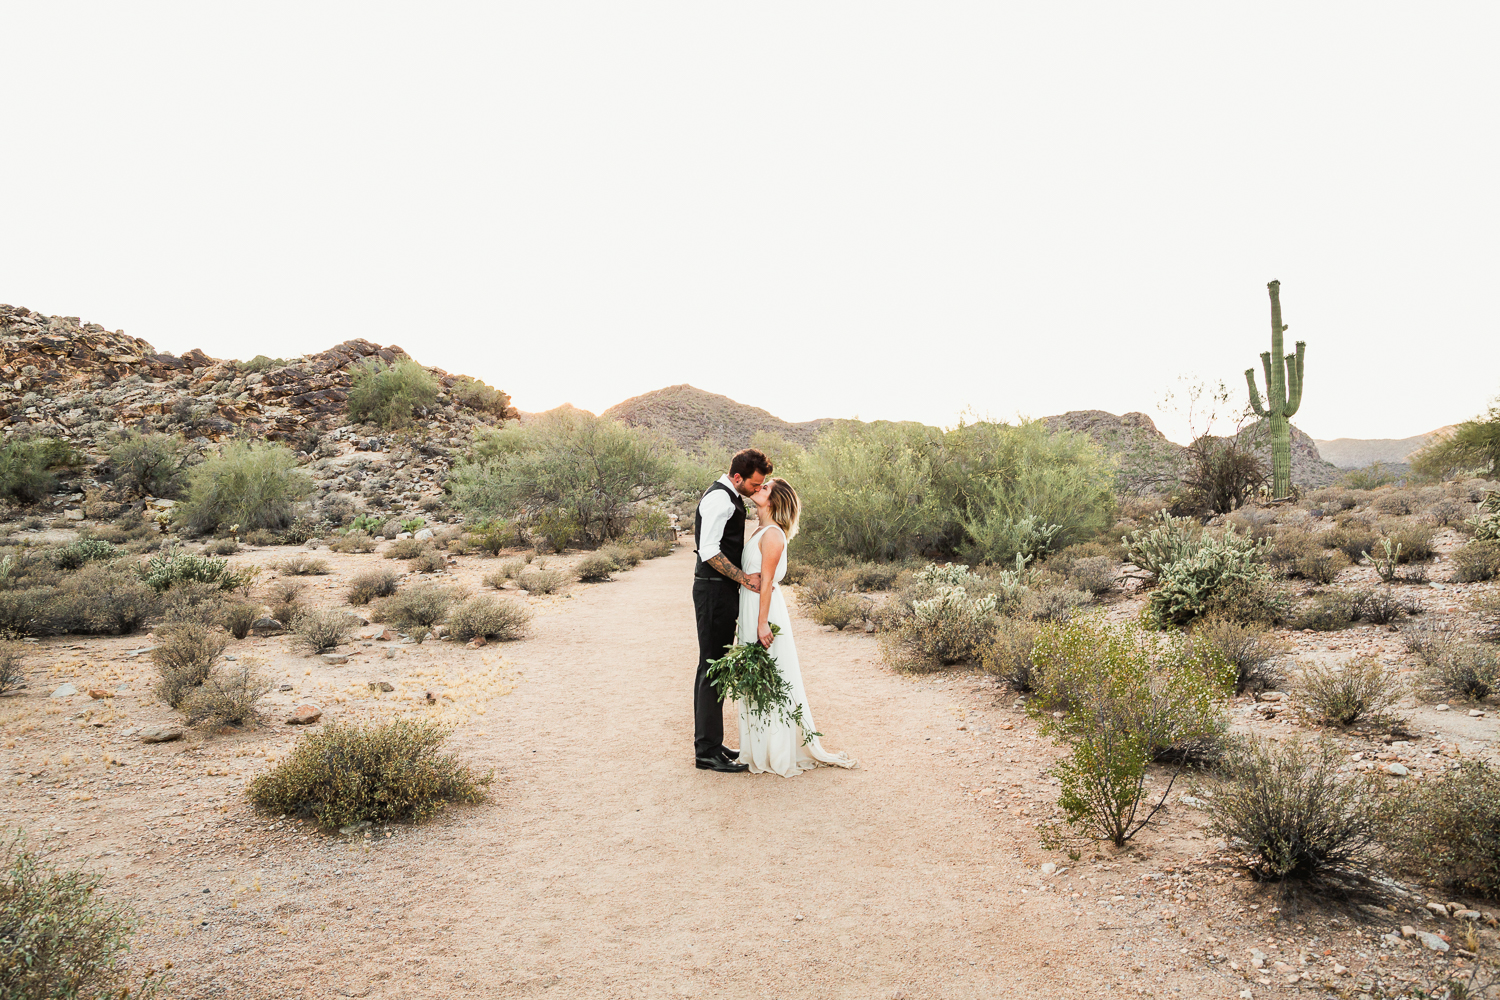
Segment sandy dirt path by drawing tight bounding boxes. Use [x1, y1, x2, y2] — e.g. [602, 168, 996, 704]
[381, 546, 1217, 1000]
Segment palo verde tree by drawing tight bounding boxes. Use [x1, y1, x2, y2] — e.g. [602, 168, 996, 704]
[1244, 279, 1306, 499]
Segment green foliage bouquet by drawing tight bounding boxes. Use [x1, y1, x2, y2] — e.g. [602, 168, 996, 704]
[707, 624, 818, 743]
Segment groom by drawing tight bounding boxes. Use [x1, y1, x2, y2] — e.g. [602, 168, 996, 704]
[692, 447, 773, 773]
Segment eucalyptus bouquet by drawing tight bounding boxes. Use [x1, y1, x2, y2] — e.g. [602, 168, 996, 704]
[707, 624, 819, 744]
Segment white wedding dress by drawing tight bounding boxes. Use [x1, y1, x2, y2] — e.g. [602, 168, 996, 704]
[736, 524, 857, 777]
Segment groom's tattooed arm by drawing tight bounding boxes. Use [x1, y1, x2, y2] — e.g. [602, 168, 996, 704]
[705, 553, 756, 590]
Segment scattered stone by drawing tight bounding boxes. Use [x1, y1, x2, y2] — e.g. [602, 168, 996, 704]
[1455, 909, 1483, 921]
[250, 618, 284, 636]
[286, 704, 323, 725]
[278, 683, 293, 692]
[1259, 691, 1284, 702]
[1178, 794, 1209, 809]
[375, 629, 397, 641]
[431, 625, 448, 639]
[424, 691, 436, 704]
[87, 689, 111, 699]
[49, 683, 78, 699]
[1469, 709, 1486, 718]
[1384, 763, 1410, 777]
[1416, 931, 1450, 952]
[1426, 902, 1451, 918]
[368, 681, 394, 692]
[1249, 948, 1266, 968]
[1040, 862, 1056, 876]
[384, 648, 397, 659]
[64, 509, 84, 520]
[320, 653, 350, 665]
[138, 725, 184, 743]
[414, 528, 434, 541]
[339, 820, 372, 836]
[1436, 704, 1451, 712]
[1401, 925, 1418, 938]
[124, 647, 155, 657]
[466, 636, 487, 649]
[1332, 963, 1349, 976]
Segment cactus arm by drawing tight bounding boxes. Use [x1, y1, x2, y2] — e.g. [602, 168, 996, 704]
[1283, 341, 1306, 417]
[1261, 351, 1277, 406]
[1245, 368, 1269, 418]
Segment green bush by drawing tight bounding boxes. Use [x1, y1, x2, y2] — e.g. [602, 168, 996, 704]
[1391, 760, 1500, 899]
[1292, 549, 1348, 584]
[290, 608, 361, 653]
[1298, 657, 1405, 727]
[238, 354, 287, 373]
[0, 588, 53, 639]
[0, 438, 73, 504]
[0, 643, 24, 694]
[0, 833, 167, 1000]
[1382, 523, 1435, 563]
[106, 431, 195, 498]
[246, 719, 490, 830]
[450, 376, 512, 417]
[446, 595, 531, 641]
[1288, 591, 1358, 631]
[1453, 539, 1500, 582]
[1050, 707, 1162, 848]
[575, 553, 616, 582]
[224, 601, 257, 640]
[278, 554, 329, 576]
[518, 568, 565, 595]
[1189, 615, 1288, 693]
[152, 621, 230, 707]
[1207, 737, 1392, 893]
[139, 549, 245, 592]
[346, 358, 439, 430]
[1410, 397, 1500, 480]
[174, 442, 313, 533]
[49, 538, 117, 570]
[599, 543, 642, 569]
[179, 664, 272, 726]
[980, 618, 1043, 691]
[811, 593, 863, 630]
[347, 568, 399, 606]
[49, 563, 159, 635]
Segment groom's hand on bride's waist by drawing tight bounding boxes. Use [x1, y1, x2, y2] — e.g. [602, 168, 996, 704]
[744, 572, 761, 592]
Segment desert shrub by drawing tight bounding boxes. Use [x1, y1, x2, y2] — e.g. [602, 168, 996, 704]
[174, 442, 313, 533]
[1288, 591, 1358, 631]
[469, 520, 515, 556]
[223, 601, 257, 640]
[1382, 523, 1435, 564]
[159, 581, 229, 625]
[1308, 486, 1359, 513]
[49, 538, 118, 571]
[346, 358, 439, 430]
[399, 517, 426, 535]
[384, 538, 426, 560]
[1420, 638, 1500, 701]
[278, 554, 329, 576]
[451, 409, 678, 547]
[1175, 429, 1268, 516]
[599, 543, 642, 569]
[0, 643, 23, 694]
[1323, 522, 1377, 562]
[179, 664, 272, 726]
[797, 573, 849, 610]
[518, 568, 565, 595]
[347, 568, 399, 606]
[980, 618, 1043, 691]
[329, 531, 378, 554]
[1352, 588, 1418, 625]
[0, 588, 53, 639]
[1453, 539, 1500, 582]
[1410, 397, 1500, 480]
[881, 585, 997, 670]
[1292, 549, 1348, 584]
[239, 354, 286, 373]
[241, 528, 278, 546]
[450, 375, 511, 416]
[408, 551, 447, 574]
[638, 538, 674, 559]
[833, 562, 892, 592]
[1391, 760, 1500, 899]
[1063, 556, 1115, 597]
[498, 558, 525, 580]
[204, 537, 240, 556]
[1265, 529, 1319, 577]
[1050, 709, 1164, 848]
[49, 563, 159, 635]
[139, 549, 245, 592]
[1019, 586, 1091, 623]
[1144, 529, 1269, 629]
[375, 584, 460, 637]
[246, 718, 490, 829]
[575, 553, 617, 582]
[1298, 657, 1405, 727]
[0, 833, 166, 1000]
[811, 593, 863, 630]
[1190, 615, 1288, 693]
[106, 430, 195, 498]
[1371, 487, 1417, 514]
[446, 595, 531, 642]
[152, 621, 230, 706]
[0, 438, 74, 503]
[1207, 737, 1392, 893]
[291, 607, 361, 653]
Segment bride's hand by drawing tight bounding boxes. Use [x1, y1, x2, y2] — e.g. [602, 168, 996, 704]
[758, 623, 774, 648]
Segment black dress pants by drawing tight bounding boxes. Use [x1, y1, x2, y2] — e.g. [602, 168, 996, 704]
[693, 578, 740, 757]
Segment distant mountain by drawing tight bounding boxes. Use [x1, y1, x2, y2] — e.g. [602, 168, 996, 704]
[1314, 427, 1455, 469]
[601, 384, 841, 456]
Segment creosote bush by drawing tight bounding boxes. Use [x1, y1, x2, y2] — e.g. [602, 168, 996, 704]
[408, 550, 447, 575]
[1297, 657, 1405, 728]
[329, 531, 378, 554]
[347, 568, 399, 606]
[1418, 638, 1500, 702]
[291, 607, 361, 653]
[279, 554, 330, 576]
[0, 642, 24, 694]
[575, 553, 616, 582]
[174, 441, 313, 534]
[373, 584, 462, 639]
[48, 563, 160, 635]
[152, 621, 230, 707]
[346, 358, 439, 430]
[383, 538, 426, 560]
[1207, 737, 1393, 895]
[881, 585, 997, 671]
[106, 430, 195, 498]
[1189, 615, 1288, 694]
[980, 617, 1042, 692]
[224, 601, 257, 640]
[811, 593, 863, 630]
[518, 569, 565, 595]
[446, 595, 531, 642]
[1323, 522, 1377, 562]
[1453, 539, 1500, 582]
[0, 833, 167, 1000]
[599, 543, 642, 569]
[246, 718, 491, 830]
[637, 538, 674, 560]
[180, 664, 272, 726]
[0, 437, 75, 504]
[1391, 759, 1500, 899]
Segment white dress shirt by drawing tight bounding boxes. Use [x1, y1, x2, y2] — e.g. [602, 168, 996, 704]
[696, 474, 741, 564]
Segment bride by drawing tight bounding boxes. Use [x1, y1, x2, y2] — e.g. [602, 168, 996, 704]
[737, 477, 856, 777]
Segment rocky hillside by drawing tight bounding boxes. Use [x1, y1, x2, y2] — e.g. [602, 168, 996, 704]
[1314, 427, 1454, 469]
[0, 304, 518, 527]
[601, 384, 839, 455]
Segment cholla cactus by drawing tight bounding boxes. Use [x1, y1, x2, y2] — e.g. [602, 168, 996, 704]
[1468, 491, 1500, 541]
[1245, 280, 1307, 500]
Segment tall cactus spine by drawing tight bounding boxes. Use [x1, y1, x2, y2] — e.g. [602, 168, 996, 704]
[1244, 280, 1306, 500]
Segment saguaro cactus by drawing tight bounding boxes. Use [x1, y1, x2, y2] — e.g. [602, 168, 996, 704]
[1244, 280, 1306, 499]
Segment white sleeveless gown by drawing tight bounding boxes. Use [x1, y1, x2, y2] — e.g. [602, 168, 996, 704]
[737, 524, 857, 777]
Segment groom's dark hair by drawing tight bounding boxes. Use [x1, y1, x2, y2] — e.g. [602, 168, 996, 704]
[729, 448, 773, 480]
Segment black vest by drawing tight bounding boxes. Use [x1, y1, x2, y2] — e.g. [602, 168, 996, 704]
[693, 481, 746, 582]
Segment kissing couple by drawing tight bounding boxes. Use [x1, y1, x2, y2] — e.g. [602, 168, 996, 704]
[690, 447, 856, 777]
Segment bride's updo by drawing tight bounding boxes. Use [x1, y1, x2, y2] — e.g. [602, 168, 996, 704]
[767, 477, 800, 540]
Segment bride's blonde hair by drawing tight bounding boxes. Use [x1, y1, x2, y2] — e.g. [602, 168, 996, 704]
[767, 477, 800, 540]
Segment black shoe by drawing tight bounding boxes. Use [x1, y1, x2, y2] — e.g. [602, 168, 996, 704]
[720, 746, 740, 759]
[696, 752, 748, 773]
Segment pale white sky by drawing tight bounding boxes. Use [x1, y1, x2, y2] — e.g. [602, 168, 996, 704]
[3, 4, 1496, 444]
